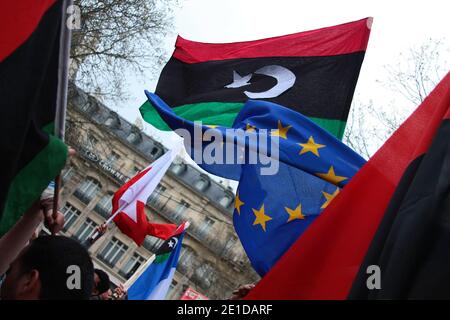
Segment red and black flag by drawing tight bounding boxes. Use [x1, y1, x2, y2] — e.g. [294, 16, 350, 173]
[245, 72, 450, 299]
[0, 0, 68, 235]
[140, 18, 372, 138]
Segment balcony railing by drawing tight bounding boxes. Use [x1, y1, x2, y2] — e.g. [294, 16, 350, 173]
[73, 189, 94, 205]
[177, 260, 190, 274]
[191, 270, 213, 290]
[142, 237, 160, 253]
[147, 200, 225, 255]
[94, 204, 112, 219]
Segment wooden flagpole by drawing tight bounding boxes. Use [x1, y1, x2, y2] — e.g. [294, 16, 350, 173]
[52, 0, 73, 221]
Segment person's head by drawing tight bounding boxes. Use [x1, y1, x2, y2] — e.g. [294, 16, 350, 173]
[0, 235, 94, 300]
[92, 269, 111, 300]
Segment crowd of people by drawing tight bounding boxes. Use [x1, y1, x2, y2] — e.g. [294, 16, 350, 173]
[0, 148, 254, 300]
[0, 194, 128, 300]
[0, 148, 127, 300]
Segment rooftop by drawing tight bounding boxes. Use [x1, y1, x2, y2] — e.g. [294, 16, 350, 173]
[68, 83, 235, 215]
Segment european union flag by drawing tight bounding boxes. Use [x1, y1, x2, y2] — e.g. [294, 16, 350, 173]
[235, 163, 339, 275]
[144, 91, 366, 275]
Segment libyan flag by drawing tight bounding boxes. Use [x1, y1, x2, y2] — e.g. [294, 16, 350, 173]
[246, 72, 450, 299]
[128, 223, 186, 300]
[140, 18, 372, 138]
[0, 0, 68, 235]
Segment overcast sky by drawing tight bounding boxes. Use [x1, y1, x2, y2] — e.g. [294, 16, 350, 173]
[112, 0, 449, 184]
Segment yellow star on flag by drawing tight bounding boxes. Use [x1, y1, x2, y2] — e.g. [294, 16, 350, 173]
[316, 166, 348, 185]
[245, 123, 256, 132]
[298, 136, 326, 157]
[270, 120, 292, 139]
[285, 204, 305, 222]
[234, 193, 245, 215]
[252, 204, 272, 232]
[321, 188, 340, 209]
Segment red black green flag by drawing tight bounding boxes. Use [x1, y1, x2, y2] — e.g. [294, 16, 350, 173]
[140, 18, 372, 138]
[0, 0, 68, 235]
[245, 72, 450, 299]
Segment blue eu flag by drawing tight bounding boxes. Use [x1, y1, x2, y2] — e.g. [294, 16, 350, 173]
[144, 91, 366, 275]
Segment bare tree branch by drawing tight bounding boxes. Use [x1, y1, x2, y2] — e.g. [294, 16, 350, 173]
[69, 0, 179, 102]
[345, 39, 449, 158]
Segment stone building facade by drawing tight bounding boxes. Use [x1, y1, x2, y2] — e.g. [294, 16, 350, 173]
[58, 84, 259, 299]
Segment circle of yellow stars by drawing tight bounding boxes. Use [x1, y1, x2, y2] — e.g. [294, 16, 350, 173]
[232, 118, 350, 232]
[234, 187, 340, 232]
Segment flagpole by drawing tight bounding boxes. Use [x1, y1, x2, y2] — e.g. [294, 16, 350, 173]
[52, 0, 73, 220]
[87, 202, 128, 242]
[123, 221, 190, 290]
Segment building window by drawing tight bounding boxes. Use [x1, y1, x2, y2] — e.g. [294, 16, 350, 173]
[173, 200, 189, 222]
[193, 263, 214, 290]
[74, 177, 101, 204]
[120, 253, 145, 279]
[194, 177, 210, 192]
[127, 166, 140, 178]
[151, 147, 159, 157]
[179, 246, 195, 271]
[61, 167, 75, 184]
[143, 236, 164, 253]
[94, 192, 113, 219]
[80, 98, 97, 113]
[197, 217, 215, 240]
[147, 184, 166, 207]
[222, 236, 237, 256]
[127, 132, 137, 144]
[105, 113, 120, 128]
[106, 151, 120, 167]
[219, 195, 233, 208]
[126, 132, 141, 144]
[74, 218, 97, 243]
[87, 134, 98, 150]
[98, 237, 128, 268]
[61, 203, 81, 232]
[80, 102, 90, 112]
[167, 280, 178, 299]
[171, 163, 186, 175]
[125, 166, 141, 182]
[195, 263, 212, 278]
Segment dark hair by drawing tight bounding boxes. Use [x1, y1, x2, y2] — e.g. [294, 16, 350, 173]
[94, 268, 110, 294]
[19, 235, 94, 300]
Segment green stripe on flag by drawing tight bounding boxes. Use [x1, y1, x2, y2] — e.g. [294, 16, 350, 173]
[140, 101, 346, 139]
[308, 117, 346, 140]
[0, 132, 68, 235]
[140, 101, 244, 131]
[155, 251, 171, 263]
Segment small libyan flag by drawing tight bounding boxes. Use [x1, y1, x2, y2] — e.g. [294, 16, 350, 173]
[140, 18, 372, 138]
